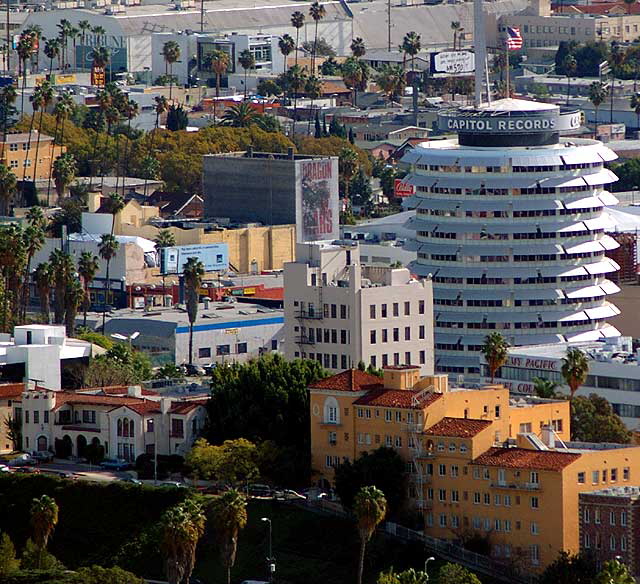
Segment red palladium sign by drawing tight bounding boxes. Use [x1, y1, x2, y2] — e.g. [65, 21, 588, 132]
[394, 178, 415, 198]
[302, 160, 332, 180]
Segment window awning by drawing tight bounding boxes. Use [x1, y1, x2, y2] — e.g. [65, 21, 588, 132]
[585, 305, 620, 319]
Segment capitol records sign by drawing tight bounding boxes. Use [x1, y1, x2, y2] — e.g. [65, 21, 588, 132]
[431, 51, 475, 75]
[296, 158, 339, 243]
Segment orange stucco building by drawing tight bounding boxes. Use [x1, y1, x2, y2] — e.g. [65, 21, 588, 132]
[1, 131, 65, 181]
[309, 366, 640, 572]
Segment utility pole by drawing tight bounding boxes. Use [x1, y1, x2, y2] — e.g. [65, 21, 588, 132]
[6, 0, 10, 72]
[200, 0, 205, 33]
[474, 0, 487, 106]
[387, 0, 391, 52]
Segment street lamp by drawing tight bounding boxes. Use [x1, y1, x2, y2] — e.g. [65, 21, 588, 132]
[261, 517, 275, 582]
[110, 331, 140, 347]
[424, 557, 435, 581]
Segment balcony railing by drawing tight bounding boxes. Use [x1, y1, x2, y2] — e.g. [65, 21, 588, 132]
[295, 336, 316, 345]
[295, 310, 323, 320]
[491, 481, 541, 491]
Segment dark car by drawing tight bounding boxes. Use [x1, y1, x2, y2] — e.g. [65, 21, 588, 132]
[249, 484, 272, 498]
[120, 476, 143, 485]
[99, 458, 131, 471]
[14, 467, 40, 474]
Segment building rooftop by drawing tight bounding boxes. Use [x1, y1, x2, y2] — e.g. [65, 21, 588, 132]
[0, 383, 24, 399]
[308, 369, 384, 393]
[1, 132, 54, 143]
[425, 417, 492, 437]
[471, 447, 582, 471]
[581, 486, 640, 498]
[353, 388, 442, 409]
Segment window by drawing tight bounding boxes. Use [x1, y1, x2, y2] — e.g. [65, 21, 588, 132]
[404, 326, 411, 340]
[419, 325, 425, 339]
[324, 397, 340, 424]
[393, 328, 399, 342]
[451, 490, 459, 502]
[451, 465, 459, 477]
[504, 495, 511, 506]
[610, 535, 616, 551]
[331, 304, 337, 318]
[236, 342, 247, 354]
[484, 493, 490, 505]
[530, 544, 540, 565]
[44, 411, 49, 423]
[531, 496, 539, 509]
[370, 330, 376, 344]
[25, 410, 29, 424]
[82, 410, 96, 424]
[385, 410, 392, 422]
[33, 411, 39, 424]
[394, 436, 402, 448]
[621, 535, 627, 551]
[328, 431, 337, 445]
[439, 464, 446, 476]
[621, 511, 628, 526]
[171, 419, 184, 438]
[420, 350, 425, 364]
[385, 435, 392, 447]
[578, 472, 585, 484]
[370, 305, 376, 319]
[404, 301, 410, 315]
[198, 347, 211, 358]
[595, 509, 601, 524]
[460, 443, 467, 453]
[494, 494, 501, 506]
[439, 489, 446, 502]
[483, 468, 490, 480]
[592, 470, 600, 484]
[216, 344, 230, 355]
[611, 468, 618, 482]
[603, 469, 608, 482]
[531, 522, 539, 535]
[504, 519, 511, 532]
[530, 471, 539, 484]
[439, 514, 447, 527]
[473, 467, 480, 479]
[146, 419, 154, 433]
[584, 533, 591, 548]
[624, 467, 630, 480]
[584, 508, 590, 523]
[393, 303, 399, 317]
[451, 515, 459, 528]
[340, 305, 347, 319]
[495, 405, 501, 418]
[381, 304, 387, 318]
[419, 300, 425, 314]
[495, 519, 502, 532]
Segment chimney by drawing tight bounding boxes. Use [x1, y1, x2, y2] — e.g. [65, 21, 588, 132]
[382, 366, 421, 390]
[161, 397, 171, 414]
[541, 424, 555, 448]
[127, 385, 142, 398]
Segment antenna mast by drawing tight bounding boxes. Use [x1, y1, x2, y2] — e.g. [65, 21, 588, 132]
[474, 0, 487, 107]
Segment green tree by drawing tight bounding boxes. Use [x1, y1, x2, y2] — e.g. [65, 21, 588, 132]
[450, 21, 462, 50]
[30, 495, 59, 568]
[435, 563, 481, 584]
[52, 152, 77, 200]
[480, 332, 509, 383]
[291, 11, 305, 67]
[561, 347, 589, 400]
[571, 394, 631, 443]
[35, 262, 52, 324]
[278, 34, 295, 74]
[21, 224, 45, 321]
[161, 41, 181, 100]
[44, 37, 61, 73]
[70, 565, 145, 584]
[3, 414, 21, 451]
[0, 163, 17, 216]
[354, 485, 387, 584]
[98, 234, 119, 330]
[77, 251, 99, 328]
[0, 532, 19, 576]
[401, 31, 421, 72]
[339, 147, 358, 200]
[209, 49, 230, 121]
[351, 37, 366, 58]
[532, 377, 558, 399]
[309, 1, 326, 73]
[160, 498, 205, 584]
[238, 49, 256, 99]
[77, 19, 91, 70]
[539, 551, 597, 584]
[49, 249, 74, 326]
[31, 81, 54, 196]
[334, 447, 407, 513]
[21, 538, 64, 571]
[64, 277, 84, 336]
[594, 559, 635, 584]
[221, 102, 260, 128]
[563, 54, 577, 104]
[166, 104, 188, 131]
[154, 363, 184, 380]
[183, 257, 204, 364]
[186, 438, 259, 484]
[589, 81, 607, 130]
[375, 65, 406, 105]
[154, 229, 176, 297]
[208, 489, 248, 584]
[377, 567, 429, 584]
[342, 56, 369, 107]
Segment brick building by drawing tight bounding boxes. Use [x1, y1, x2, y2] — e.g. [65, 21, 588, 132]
[579, 487, 640, 575]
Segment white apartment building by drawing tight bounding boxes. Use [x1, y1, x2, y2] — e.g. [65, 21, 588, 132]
[284, 242, 435, 374]
[16, 386, 207, 460]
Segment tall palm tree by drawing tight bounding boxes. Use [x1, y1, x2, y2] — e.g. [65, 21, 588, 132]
[220, 101, 259, 127]
[78, 20, 91, 71]
[0, 85, 17, 161]
[154, 94, 168, 131]
[68, 25, 79, 72]
[30, 495, 58, 568]
[342, 56, 369, 108]
[563, 54, 577, 105]
[52, 153, 77, 201]
[31, 80, 54, 192]
[238, 49, 255, 100]
[161, 41, 181, 100]
[25, 205, 45, 228]
[339, 147, 358, 201]
[35, 261, 52, 324]
[309, 2, 326, 74]
[375, 64, 406, 105]
[183, 257, 204, 364]
[17, 33, 34, 117]
[92, 26, 106, 48]
[287, 64, 307, 135]
[0, 163, 16, 216]
[160, 499, 206, 584]
[102, 104, 120, 188]
[98, 234, 119, 330]
[22, 84, 44, 194]
[47, 91, 73, 205]
[589, 81, 607, 133]
[279, 34, 295, 74]
[0, 225, 25, 331]
[561, 347, 589, 400]
[49, 249, 74, 325]
[120, 98, 139, 194]
[78, 250, 99, 328]
[208, 50, 230, 121]
[64, 276, 83, 336]
[106, 191, 125, 235]
[306, 74, 322, 132]
[44, 38, 60, 73]
[630, 92, 640, 129]
[354, 486, 387, 584]
[21, 224, 45, 321]
[57, 19, 73, 71]
[532, 377, 558, 399]
[209, 490, 248, 584]
[481, 332, 509, 383]
[401, 31, 421, 73]
[23, 25, 42, 73]
[154, 229, 176, 299]
[450, 21, 461, 50]
[291, 11, 305, 67]
[351, 37, 366, 59]
[91, 45, 110, 83]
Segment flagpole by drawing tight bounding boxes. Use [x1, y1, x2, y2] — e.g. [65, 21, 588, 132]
[505, 38, 510, 99]
[474, 0, 487, 106]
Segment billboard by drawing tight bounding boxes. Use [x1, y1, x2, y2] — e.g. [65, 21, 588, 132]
[161, 243, 229, 274]
[431, 51, 475, 75]
[394, 178, 415, 198]
[295, 158, 339, 243]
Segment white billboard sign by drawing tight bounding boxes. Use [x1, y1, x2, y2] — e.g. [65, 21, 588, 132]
[432, 51, 475, 75]
[295, 158, 339, 243]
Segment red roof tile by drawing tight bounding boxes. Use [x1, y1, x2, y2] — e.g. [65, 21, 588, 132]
[382, 365, 420, 371]
[308, 370, 384, 392]
[471, 447, 581, 472]
[0, 383, 24, 399]
[425, 417, 492, 438]
[354, 389, 442, 409]
[52, 392, 148, 410]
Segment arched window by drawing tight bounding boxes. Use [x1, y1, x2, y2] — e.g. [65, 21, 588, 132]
[323, 397, 340, 425]
[123, 418, 129, 437]
[117, 419, 122, 437]
[129, 420, 134, 438]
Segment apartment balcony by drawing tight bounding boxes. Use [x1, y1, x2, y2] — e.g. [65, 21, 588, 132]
[295, 310, 323, 320]
[491, 481, 541, 491]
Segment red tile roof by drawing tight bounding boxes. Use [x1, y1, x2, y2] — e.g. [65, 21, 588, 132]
[471, 447, 581, 472]
[0, 383, 24, 399]
[425, 417, 492, 438]
[52, 392, 148, 410]
[354, 389, 442, 409]
[382, 365, 420, 371]
[308, 370, 384, 392]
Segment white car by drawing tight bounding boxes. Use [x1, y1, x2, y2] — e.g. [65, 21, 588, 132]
[0, 464, 10, 473]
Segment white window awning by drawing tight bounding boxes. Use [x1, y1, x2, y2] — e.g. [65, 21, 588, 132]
[585, 305, 620, 319]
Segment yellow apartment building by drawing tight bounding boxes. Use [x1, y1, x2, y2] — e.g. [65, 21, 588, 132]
[1, 132, 65, 181]
[309, 366, 640, 573]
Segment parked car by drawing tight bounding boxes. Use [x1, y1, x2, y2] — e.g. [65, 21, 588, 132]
[14, 467, 40, 474]
[31, 451, 54, 463]
[120, 477, 143, 485]
[0, 464, 10, 473]
[274, 488, 306, 501]
[160, 481, 188, 488]
[99, 458, 130, 471]
[7, 454, 34, 467]
[182, 364, 205, 376]
[249, 484, 272, 498]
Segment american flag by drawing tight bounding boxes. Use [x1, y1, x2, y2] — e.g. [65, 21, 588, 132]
[505, 26, 523, 50]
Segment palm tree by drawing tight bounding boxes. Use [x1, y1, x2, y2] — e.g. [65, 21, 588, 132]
[22, 84, 44, 193]
[98, 234, 119, 330]
[287, 64, 307, 135]
[91, 45, 110, 82]
[208, 49, 229, 121]
[351, 37, 366, 58]
[291, 11, 305, 67]
[92, 25, 106, 48]
[563, 54, 577, 105]
[31, 81, 54, 192]
[105, 191, 125, 236]
[17, 33, 34, 117]
[309, 1, 326, 74]
[221, 101, 259, 127]
[120, 98, 139, 194]
[0, 225, 26, 331]
[354, 486, 387, 584]
[26, 205, 45, 228]
[209, 489, 248, 584]
[49, 249, 74, 325]
[64, 276, 83, 336]
[47, 92, 73, 205]
[589, 81, 607, 133]
[451, 21, 461, 50]
[341, 57, 369, 108]
[68, 25, 79, 72]
[0, 85, 17, 160]
[78, 20, 91, 71]
[78, 250, 99, 328]
[161, 41, 181, 100]
[154, 229, 176, 299]
[375, 64, 406, 105]
[480, 332, 509, 383]
[401, 31, 421, 73]
[35, 262, 52, 324]
[21, 224, 45, 321]
[30, 495, 58, 568]
[44, 38, 60, 73]
[57, 19, 72, 71]
[0, 163, 16, 216]
[23, 25, 42, 73]
[561, 347, 589, 400]
[631, 92, 640, 129]
[305, 74, 322, 132]
[238, 49, 255, 100]
[52, 153, 77, 200]
[160, 499, 206, 584]
[102, 104, 120, 187]
[279, 35, 295, 74]
[532, 377, 558, 399]
[339, 147, 358, 201]
[154, 95, 168, 131]
[183, 257, 204, 364]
